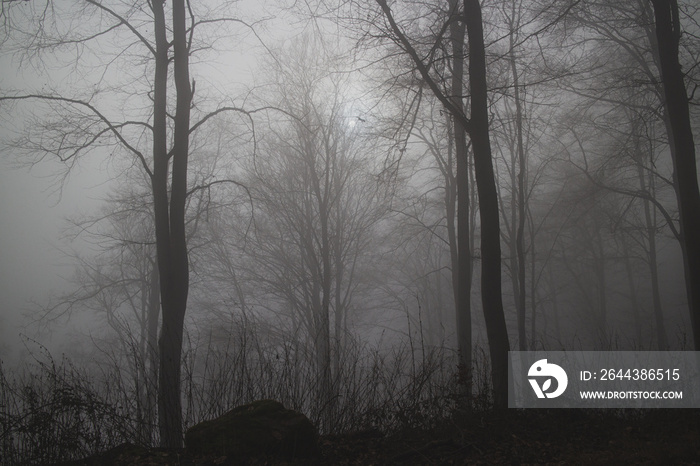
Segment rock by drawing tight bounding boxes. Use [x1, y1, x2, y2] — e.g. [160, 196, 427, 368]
[185, 399, 319, 460]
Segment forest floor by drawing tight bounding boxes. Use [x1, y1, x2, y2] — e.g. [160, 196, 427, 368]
[63, 409, 700, 465]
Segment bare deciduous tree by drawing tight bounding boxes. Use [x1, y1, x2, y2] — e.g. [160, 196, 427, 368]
[650, 0, 700, 350]
[0, 0, 261, 447]
[374, 0, 510, 408]
[245, 35, 390, 431]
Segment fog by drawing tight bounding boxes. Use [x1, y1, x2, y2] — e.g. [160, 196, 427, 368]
[0, 0, 699, 461]
[0, 152, 113, 361]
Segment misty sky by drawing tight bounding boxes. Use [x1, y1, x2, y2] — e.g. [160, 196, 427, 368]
[0, 1, 695, 365]
[0, 152, 111, 359]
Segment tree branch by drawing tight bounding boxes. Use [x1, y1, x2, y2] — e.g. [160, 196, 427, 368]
[85, 0, 156, 56]
[375, 0, 471, 133]
[0, 94, 153, 176]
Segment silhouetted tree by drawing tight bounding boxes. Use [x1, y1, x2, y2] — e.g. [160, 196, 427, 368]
[245, 35, 390, 431]
[0, 0, 261, 447]
[650, 0, 700, 350]
[375, 0, 510, 408]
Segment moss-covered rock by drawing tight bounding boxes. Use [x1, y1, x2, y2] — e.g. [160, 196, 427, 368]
[184, 399, 318, 460]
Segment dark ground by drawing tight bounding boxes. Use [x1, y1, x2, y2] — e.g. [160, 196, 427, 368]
[62, 409, 700, 465]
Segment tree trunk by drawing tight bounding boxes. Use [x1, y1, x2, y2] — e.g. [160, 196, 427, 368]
[644, 198, 668, 350]
[375, 0, 510, 408]
[636, 134, 668, 349]
[651, 0, 700, 350]
[621, 239, 644, 345]
[147, 259, 160, 443]
[448, 0, 473, 394]
[444, 117, 460, 341]
[154, 0, 192, 448]
[150, 0, 172, 447]
[548, 262, 562, 343]
[594, 227, 608, 346]
[509, 24, 528, 352]
[529, 214, 537, 350]
[464, 0, 510, 409]
[320, 148, 335, 433]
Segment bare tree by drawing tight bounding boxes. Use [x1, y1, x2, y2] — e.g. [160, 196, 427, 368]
[244, 34, 390, 431]
[374, 0, 510, 408]
[39, 177, 160, 444]
[650, 0, 700, 349]
[408, 95, 476, 352]
[489, 0, 537, 351]
[550, 0, 700, 348]
[447, 0, 474, 389]
[0, 1, 262, 447]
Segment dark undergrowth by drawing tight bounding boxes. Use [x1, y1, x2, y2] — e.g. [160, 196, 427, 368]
[1, 324, 481, 465]
[3, 327, 698, 465]
[52, 408, 700, 465]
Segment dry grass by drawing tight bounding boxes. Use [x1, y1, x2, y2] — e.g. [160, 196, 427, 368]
[1, 320, 479, 464]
